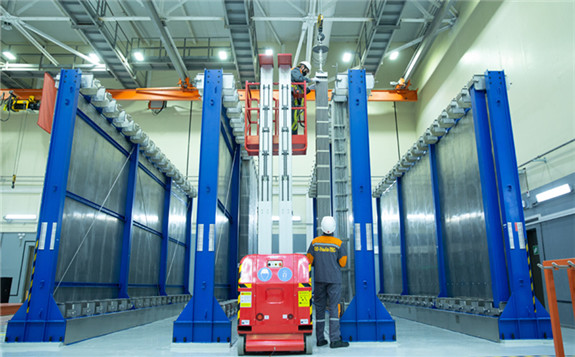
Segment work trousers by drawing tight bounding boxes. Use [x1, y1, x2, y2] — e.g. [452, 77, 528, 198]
[314, 282, 341, 342]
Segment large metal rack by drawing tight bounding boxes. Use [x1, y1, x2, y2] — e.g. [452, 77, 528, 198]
[372, 71, 552, 341]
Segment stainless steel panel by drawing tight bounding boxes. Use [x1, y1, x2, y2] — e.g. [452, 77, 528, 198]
[67, 116, 128, 216]
[214, 208, 230, 300]
[379, 184, 403, 294]
[218, 132, 233, 211]
[166, 242, 185, 286]
[138, 156, 166, 186]
[401, 155, 439, 296]
[55, 198, 123, 302]
[129, 227, 161, 294]
[436, 112, 492, 299]
[168, 191, 187, 243]
[134, 169, 164, 232]
[239, 160, 258, 258]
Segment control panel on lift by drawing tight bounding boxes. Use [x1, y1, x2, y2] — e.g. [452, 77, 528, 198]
[237, 254, 313, 355]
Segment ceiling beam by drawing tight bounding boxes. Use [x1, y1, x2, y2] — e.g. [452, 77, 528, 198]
[403, 0, 455, 80]
[254, 0, 282, 46]
[142, 0, 189, 85]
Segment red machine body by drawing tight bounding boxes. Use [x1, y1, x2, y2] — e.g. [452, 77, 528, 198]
[237, 254, 313, 355]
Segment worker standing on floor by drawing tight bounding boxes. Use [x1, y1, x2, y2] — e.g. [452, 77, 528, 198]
[290, 61, 313, 134]
[306, 216, 350, 349]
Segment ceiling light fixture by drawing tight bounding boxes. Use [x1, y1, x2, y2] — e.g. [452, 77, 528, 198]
[3, 51, 16, 60]
[133, 51, 144, 62]
[265, 48, 273, 56]
[88, 53, 100, 64]
[342, 52, 352, 63]
[3, 214, 37, 222]
[389, 51, 399, 60]
[535, 184, 571, 203]
[219, 50, 228, 60]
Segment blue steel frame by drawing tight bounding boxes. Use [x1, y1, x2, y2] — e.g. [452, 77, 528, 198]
[7, 69, 193, 343]
[183, 197, 193, 294]
[119, 145, 140, 298]
[471, 71, 551, 339]
[173, 70, 232, 343]
[340, 69, 396, 342]
[376, 197, 384, 294]
[429, 144, 448, 297]
[227, 148, 241, 300]
[5, 69, 81, 342]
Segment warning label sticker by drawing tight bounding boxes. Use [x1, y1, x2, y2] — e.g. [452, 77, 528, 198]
[240, 292, 252, 308]
[298, 291, 312, 307]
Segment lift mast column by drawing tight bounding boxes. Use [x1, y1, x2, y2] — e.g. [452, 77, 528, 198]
[278, 54, 294, 253]
[257, 55, 274, 254]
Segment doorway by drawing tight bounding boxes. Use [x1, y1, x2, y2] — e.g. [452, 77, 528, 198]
[526, 228, 545, 306]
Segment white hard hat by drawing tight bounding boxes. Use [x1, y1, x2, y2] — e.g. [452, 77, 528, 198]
[299, 61, 312, 72]
[321, 216, 336, 235]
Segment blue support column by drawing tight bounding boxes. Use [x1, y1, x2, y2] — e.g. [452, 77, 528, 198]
[481, 71, 551, 339]
[227, 147, 241, 300]
[173, 70, 231, 343]
[159, 178, 172, 296]
[118, 145, 139, 298]
[397, 178, 409, 295]
[429, 144, 448, 297]
[340, 69, 395, 342]
[470, 83, 510, 307]
[6, 69, 81, 343]
[376, 197, 385, 294]
[183, 197, 193, 295]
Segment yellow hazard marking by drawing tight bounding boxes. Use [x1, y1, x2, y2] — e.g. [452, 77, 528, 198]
[298, 291, 312, 307]
[240, 291, 252, 308]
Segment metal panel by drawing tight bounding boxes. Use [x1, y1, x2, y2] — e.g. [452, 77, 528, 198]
[238, 160, 258, 258]
[214, 209, 230, 300]
[401, 155, 439, 296]
[133, 168, 164, 233]
[128, 226, 161, 297]
[54, 198, 123, 302]
[166, 243, 185, 289]
[379, 184, 402, 294]
[169, 191, 188, 243]
[67, 117, 128, 216]
[435, 112, 492, 299]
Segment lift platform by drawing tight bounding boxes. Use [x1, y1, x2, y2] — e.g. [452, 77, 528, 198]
[244, 54, 308, 156]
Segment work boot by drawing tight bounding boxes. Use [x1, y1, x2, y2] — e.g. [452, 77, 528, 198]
[316, 339, 328, 347]
[330, 340, 349, 348]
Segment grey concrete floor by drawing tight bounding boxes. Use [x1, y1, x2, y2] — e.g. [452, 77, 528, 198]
[1, 315, 574, 357]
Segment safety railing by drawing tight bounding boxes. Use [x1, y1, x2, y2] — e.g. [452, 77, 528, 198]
[538, 258, 575, 357]
[244, 81, 307, 156]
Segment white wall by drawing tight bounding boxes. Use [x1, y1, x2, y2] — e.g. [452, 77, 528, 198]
[410, 0, 575, 191]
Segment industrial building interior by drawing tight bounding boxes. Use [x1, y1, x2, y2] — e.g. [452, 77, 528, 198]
[1, 0, 574, 356]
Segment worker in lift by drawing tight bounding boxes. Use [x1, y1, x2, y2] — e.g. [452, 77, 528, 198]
[291, 61, 314, 135]
[306, 216, 350, 349]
